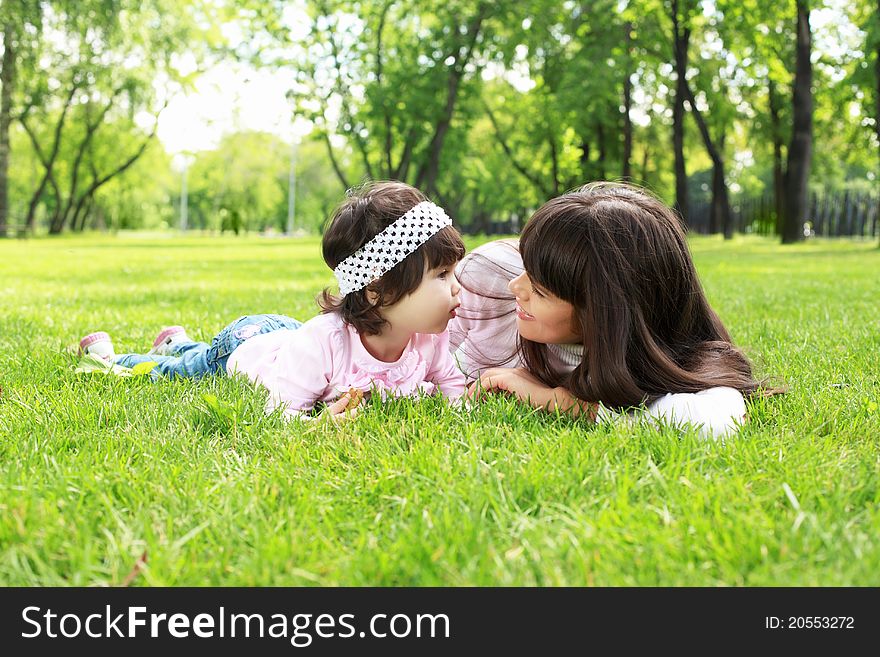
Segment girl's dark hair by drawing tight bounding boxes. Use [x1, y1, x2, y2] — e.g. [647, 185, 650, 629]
[517, 181, 765, 409]
[319, 181, 465, 335]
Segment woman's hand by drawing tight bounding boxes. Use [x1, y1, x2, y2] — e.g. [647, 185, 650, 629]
[466, 367, 546, 404]
[466, 367, 597, 420]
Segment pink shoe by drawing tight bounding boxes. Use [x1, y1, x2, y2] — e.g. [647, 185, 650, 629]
[148, 326, 193, 356]
[79, 331, 116, 361]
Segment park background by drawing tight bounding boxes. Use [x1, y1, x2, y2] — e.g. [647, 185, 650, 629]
[1, 0, 880, 242]
[0, 1, 878, 586]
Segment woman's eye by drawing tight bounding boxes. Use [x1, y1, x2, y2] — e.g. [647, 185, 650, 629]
[531, 285, 544, 298]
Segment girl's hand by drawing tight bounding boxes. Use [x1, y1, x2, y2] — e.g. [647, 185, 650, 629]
[467, 367, 598, 420]
[320, 389, 364, 423]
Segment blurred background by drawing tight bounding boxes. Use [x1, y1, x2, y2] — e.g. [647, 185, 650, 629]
[0, 0, 876, 243]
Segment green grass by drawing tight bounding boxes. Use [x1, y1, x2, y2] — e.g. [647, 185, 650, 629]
[1, 233, 878, 586]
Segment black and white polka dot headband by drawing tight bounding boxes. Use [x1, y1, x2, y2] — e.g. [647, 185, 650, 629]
[334, 201, 452, 296]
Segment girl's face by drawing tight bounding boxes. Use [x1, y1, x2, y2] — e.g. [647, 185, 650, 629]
[508, 271, 581, 344]
[380, 261, 462, 335]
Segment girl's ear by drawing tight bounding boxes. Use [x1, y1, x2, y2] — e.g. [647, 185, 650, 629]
[364, 286, 380, 306]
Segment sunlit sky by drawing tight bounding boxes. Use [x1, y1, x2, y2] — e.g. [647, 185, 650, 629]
[155, 0, 858, 165]
[157, 62, 305, 156]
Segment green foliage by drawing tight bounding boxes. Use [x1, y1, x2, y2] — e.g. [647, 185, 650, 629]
[4, 0, 209, 234]
[180, 131, 345, 235]
[185, 131, 287, 234]
[4, 0, 880, 236]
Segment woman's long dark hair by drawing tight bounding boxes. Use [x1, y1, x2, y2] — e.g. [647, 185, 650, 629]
[517, 182, 764, 410]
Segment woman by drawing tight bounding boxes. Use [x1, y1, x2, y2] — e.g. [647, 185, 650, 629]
[450, 182, 766, 438]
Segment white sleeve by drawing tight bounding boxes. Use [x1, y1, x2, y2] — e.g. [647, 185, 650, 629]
[645, 387, 747, 439]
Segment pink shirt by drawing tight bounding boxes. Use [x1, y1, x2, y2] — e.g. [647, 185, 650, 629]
[226, 311, 466, 418]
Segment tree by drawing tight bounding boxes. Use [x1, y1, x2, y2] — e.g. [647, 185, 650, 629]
[0, 0, 42, 236]
[849, 0, 880, 245]
[661, 0, 738, 236]
[781, 1, 813, 244]
[287, 0, 500, 203]
[668, 0, 692, 224]
[220, 0, 874, 236]
[10, 0, 205, 234]
[0, 22, 15, 238]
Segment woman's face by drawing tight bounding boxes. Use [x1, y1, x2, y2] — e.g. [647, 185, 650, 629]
[508, 271, 581, 344]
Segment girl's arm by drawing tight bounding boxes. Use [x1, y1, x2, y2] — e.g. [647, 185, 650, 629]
[230, 325, 354, 421]
[428, 331, 468, 400]
[466, 367, 598, 420]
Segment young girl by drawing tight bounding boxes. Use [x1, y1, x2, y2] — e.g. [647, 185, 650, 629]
[79, 181, 467, 421]
[450, 182, 768, 438]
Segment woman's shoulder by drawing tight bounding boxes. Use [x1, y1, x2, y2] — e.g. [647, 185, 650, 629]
[456, 239, 522, 295]
[471, 237, 520, 253]
[463, 238, 521, 267]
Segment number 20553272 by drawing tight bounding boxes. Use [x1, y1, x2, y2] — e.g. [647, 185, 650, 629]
[765, 616, 854, 630]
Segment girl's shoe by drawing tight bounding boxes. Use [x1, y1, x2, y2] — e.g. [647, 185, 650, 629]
[79, 332, 116, 361]
[148, 326, 192, 356]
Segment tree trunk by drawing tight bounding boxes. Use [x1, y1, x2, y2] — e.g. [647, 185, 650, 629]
[29, 172, 59, 233]
[768, 79, 785, 235]
[415, 6, 486, 195]
[671, 5, 690, 224]
[375, 1, 393, 177]
[580, 139, 590, 178]
[20, 84, 79, 233]
[622, 22, 633, 180]
[49, 191, 66, 233]
[0, 24, 15, 238]
[393, 127, 417, 182]
[549, 134, 560, 195]
[782, 1, 812, 244]
[596, 122, 606, 180]
[414, 66, 462, 194]
[682, 83, 733, 239]
[876, 0, 880, 246]
[67, 129, 160, 233]
[321, 130, 350, 190]
[704, 138, 731, 238]
[709, 133, 733, 238]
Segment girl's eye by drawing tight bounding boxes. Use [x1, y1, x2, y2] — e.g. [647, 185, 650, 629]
[438, 269, 449, 279]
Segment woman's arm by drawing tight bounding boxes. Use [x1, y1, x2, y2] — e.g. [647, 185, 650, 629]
[466, 367, 598, 420]
[646, 387, 746, 439]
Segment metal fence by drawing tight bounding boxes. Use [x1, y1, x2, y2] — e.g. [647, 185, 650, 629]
[688, 191, 880, 238]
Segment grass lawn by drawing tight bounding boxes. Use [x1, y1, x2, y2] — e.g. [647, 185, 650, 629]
[1, 233, 878, 586]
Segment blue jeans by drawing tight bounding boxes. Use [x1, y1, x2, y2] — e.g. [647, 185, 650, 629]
[114, 314, 303, 380]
